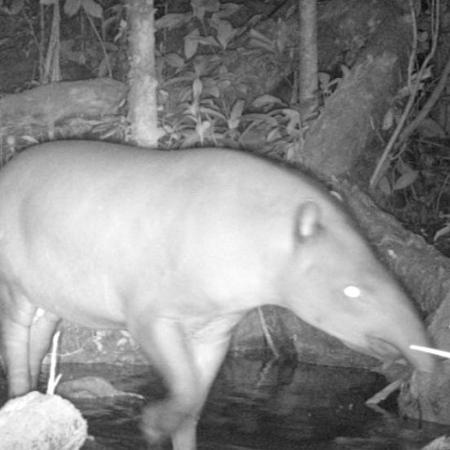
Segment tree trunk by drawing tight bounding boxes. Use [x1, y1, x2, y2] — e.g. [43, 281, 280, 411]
[127, 0, 161, 146]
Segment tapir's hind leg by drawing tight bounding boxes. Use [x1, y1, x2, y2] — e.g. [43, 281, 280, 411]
[1, 315, 34, 397]
[0, 289, 37, 397]
[0, 301, 60, 397]
[129, 317, 232, 450]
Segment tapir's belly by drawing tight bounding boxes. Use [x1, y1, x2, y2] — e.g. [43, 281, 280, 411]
[0, 220, 262, 330]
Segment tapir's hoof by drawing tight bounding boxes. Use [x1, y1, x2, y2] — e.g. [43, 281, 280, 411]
[141, 401, 191, 444]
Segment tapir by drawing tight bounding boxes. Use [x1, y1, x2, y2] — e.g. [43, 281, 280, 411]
[0, 141, 434, 449]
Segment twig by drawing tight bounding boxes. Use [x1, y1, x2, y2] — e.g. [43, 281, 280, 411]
[407, 0, 419, 91]
[366, 379, 403, 405]
[85, 11, 112, 77]
[46, 330, 62, 395]
[399, 54, 450, 144]
[42, 0, 61, 83]
[257, 307, 280, 359]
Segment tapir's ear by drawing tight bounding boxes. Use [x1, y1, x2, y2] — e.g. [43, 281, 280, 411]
[296, 201, 321, 238]
[329, 190, 343, 202]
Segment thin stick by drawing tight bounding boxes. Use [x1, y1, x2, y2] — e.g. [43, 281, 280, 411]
[257, 307, 280, 359]
[399, 55, 450, 144]
[410, 344, 450, 360]
[47, 330, 62, 395]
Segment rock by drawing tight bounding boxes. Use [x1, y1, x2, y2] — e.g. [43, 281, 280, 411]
[0, 391, 87, 449]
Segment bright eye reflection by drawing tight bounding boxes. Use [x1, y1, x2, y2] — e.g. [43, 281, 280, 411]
[344, 285, 361, 298]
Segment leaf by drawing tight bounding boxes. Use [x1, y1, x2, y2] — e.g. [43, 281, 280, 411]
[318, 72, 330, 88]
[286, 4, 296, 18]
[281, 108, 300, 122]
[22, 135, 39, 144]
[378, 176, 392, 195]
[392, 170, 418, 191]
[248, 28, 273, 51]
[242, 113, 278, 128]
[199, 107, 225, 120]
[214, 2, 240, 18]
[164, 53, 185, 69]
[193, 59, 208, 77]
[184, 30, 219, 59]
[97, 57, 110, 77]
[434, 223, 450, 241]
[417, 118, 446, 138]
[184, 29, 200, 59]
[275, 20, 288, 53]
[382, 108, 394, 130]
[281, 108, 301, 136]
[228, 100, 244, 129]
[182, 130, 202, 147]
[340, 64, 351, 79]
[201, 83, 220, 98]
[395, 158, 411, 174]
[214, 19, 236, 49]
[286, 143, 298, 160]
[8, 0, 24, 14]
[411, 66, 432, 85]
[191, 0, 207, 21]
[64, 0, 81, 16]
[267, 128, 281, 142]
[82, 0, 102, 18]
[251, 95, 284, 108]
[418, 31, 428, 42]
[195, 0, 220, 13]
[155, 13, 192, 30]
[196, 120, 211, 143]
[194, 36, 220, 47]
[397, 85, 411, 98]
[192, 77, 203, 100]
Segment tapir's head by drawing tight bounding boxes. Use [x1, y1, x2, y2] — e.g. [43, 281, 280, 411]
[282, 200, 435, 374]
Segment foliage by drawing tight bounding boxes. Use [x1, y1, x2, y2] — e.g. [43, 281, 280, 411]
[153, 0, 303, 155]
[156, 0, 243, 58]
[37, 0, 122, 78]
[159, 61, 301, 155]
[3, 0, 448, 253]
[379, 137, 450, 251]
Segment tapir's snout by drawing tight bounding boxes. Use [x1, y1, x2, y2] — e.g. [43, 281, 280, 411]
[342, 333, 435, 374]
[368, 292, 436, 374]
[306, 284, 438, 375]
[370, 334, 436, 374]
[344, 319, 436, 374]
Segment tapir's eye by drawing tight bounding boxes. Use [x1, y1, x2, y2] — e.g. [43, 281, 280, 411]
[343, 285, 361, 299]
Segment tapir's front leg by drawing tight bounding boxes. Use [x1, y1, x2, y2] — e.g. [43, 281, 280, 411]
[129, 315, 232, 450]
[170, 333, 232, 450]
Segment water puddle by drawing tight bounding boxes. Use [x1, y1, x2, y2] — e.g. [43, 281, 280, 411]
[2, 355, 450, 449]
